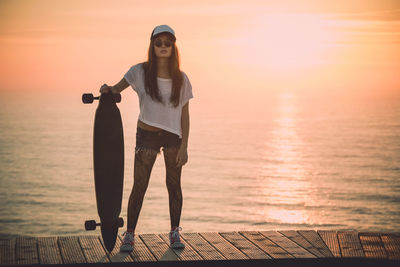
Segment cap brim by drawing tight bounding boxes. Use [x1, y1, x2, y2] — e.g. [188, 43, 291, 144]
[152, 32, 176, 41]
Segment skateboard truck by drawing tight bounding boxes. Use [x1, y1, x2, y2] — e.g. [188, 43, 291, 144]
[82, 93, 122, 104]
[84, 217, 124, 231]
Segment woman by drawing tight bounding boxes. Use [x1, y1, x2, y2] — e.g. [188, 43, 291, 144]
[100, 25, 193, 252]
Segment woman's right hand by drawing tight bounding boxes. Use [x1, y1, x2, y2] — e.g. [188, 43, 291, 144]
[100, 83, 112, 94]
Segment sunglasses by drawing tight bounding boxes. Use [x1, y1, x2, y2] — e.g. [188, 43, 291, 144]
[154, 39, 173, 48]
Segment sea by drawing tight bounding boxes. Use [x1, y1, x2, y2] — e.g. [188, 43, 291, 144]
[0, 89, 399, 238]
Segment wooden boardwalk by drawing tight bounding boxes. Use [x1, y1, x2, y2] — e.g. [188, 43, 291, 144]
[0, 230, 399, 266]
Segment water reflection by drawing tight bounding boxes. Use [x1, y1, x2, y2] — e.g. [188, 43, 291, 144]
[258, 92, 311, 225]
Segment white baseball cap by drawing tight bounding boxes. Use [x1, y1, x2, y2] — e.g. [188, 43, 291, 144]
[151, 25, 176, 41]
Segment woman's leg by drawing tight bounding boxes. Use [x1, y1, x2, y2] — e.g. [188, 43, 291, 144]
[127, 148, 158, 232]
[163, 147, 183, 228]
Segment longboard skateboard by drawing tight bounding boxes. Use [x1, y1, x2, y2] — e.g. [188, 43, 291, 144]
[82, 92, 124, 252]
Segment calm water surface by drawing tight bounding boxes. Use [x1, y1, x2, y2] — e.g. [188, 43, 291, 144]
[0, 90, 399, 237]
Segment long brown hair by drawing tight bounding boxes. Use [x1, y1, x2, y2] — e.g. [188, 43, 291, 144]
[143, 35, 183, 107]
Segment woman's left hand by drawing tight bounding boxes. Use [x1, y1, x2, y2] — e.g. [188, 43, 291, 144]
[176, 147, 188, 167]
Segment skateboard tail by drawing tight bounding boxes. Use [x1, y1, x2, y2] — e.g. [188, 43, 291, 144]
[101, 221, 119, 253]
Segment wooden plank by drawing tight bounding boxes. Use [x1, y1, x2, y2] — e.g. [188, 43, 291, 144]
[260, 231, 316, 258]
[337, 231, 364, 258]
[181, 233, 225, 261]
[220, 232, 271, 259]
[240, 231, 294, 259]
[298, 230, 333, 257]
[359, 233, 387, 259]
[37, 237, 63, 264]
[159, 233, 203, 261]
[99, 234, 134, 263]
[0, 238, 15, 265]
[280, 230, 325, 258]
[118, 235, 157, 262]
[200, 232, 248, 260]
[140, 233, 179, 261]
[15, 237, 39, 265]
[58, 236, 87, 264]
[381, 233, 400, 260]
[318, 230, 341, 257]
[79, 235, 110, 263]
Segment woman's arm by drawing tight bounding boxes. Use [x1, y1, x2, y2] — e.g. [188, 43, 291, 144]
[176, 102, 190, 167]
[180, 102, 190, 149]
[111, 78, 129, 93]
[100, 78, 129, 94]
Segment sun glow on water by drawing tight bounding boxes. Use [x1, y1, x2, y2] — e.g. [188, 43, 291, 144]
[256, 92, 314, 225]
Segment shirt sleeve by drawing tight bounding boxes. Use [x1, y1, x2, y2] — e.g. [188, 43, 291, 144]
[181, 72, 193, 106]
[124, 64, 139, 92]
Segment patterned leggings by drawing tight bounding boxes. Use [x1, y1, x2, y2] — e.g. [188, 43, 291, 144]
[127, 146, 183, 232]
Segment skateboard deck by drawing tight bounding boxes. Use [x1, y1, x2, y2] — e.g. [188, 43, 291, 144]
[83, 92, 124, 252]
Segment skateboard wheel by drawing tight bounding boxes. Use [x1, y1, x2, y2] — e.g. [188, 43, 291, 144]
[82, 93, 94, 104]
[85, 220, 97, 230]
[118, 217, 124, 228]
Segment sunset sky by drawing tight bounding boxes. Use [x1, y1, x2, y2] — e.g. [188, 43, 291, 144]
[0, 0, 399, 100]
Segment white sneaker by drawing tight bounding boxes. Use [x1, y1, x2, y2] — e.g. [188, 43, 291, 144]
[169, 226, 185, 249]
[120, 230, 134, 252]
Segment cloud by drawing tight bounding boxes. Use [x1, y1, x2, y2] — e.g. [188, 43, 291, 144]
[322, 9, 400, 45]
[330, 8, 400, 21]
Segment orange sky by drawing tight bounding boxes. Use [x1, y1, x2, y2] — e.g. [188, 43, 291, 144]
[0, 0, 399, 100]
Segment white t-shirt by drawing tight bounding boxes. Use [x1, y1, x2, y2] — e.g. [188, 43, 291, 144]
[124, 63, 193, 138]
